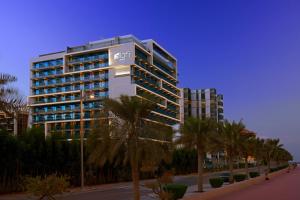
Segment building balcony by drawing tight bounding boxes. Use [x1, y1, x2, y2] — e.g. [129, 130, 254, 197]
[68, 54, 108, 65]
[134, 62, 176, 86]
[162, 82, 179, 96]
[134, 80, 178, 104]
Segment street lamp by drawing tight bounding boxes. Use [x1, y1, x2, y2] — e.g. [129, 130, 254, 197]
[80, 89, 94, 189]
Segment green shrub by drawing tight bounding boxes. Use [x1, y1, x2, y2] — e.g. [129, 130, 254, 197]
[249, 172, 260, 178]
[24, 174, 69, 199]
[270, 168, 277, 173]
[209, 178, 224, 188]
[164, 184, 188, 200]
[145, 172, 174, 200]
[233, 174, 247, 182]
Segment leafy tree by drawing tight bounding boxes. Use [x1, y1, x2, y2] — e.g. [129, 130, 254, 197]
[177, 117, 217, 192]
[172, 148, 197, 174]
[0, 129, 22, 192]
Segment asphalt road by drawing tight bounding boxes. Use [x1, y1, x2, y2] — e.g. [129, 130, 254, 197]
[59, 167, 262, 200]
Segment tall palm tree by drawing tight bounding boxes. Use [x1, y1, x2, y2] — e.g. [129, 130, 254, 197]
[263, 138, 283, 177]
[239, 130, 256, 178]
[251, 137, 265, 173]
[178, 117, 217, 192]
[88, 95, 173, 200]
[218, 120, 245, 183]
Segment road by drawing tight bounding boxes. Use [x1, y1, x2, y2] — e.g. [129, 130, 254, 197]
[212, 166, 300, 200]
[0, 167, 262, 200]
[61, 167, 260, 200]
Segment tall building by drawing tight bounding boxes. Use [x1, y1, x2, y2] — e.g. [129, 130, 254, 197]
[179, 88, 225, 167]
[180, 88, 224, 122]
[0, 111, 29, 135]
[28, 35, 180, 137]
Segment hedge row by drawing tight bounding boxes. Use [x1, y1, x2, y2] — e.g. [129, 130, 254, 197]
[249, 171, 260, 178]
[270, 164, 289, 173]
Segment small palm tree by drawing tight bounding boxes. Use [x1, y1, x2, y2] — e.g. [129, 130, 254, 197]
[273, 147, 292, 167]
[178, 117, 217, 192]
[88, 95, 173, 200]
[218, 120, 245, 183]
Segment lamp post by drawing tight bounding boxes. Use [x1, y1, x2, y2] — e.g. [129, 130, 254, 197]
[80, 89, 94, 189]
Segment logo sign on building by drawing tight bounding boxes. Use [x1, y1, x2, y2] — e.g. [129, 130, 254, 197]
[113, 51, 132, 61]
[110, 44, 134, 66]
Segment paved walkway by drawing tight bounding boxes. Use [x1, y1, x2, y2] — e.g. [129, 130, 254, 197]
[212, 166, 300, 200]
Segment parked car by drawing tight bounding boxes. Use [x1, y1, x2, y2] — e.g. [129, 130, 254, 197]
[219, 172, 230, 182]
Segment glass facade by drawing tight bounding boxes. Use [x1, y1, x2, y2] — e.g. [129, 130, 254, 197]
[30, 51, 109, 136]
[30, 35, 181, 136]
[132, 46, 180, 125]
[182, 88, 224, 122]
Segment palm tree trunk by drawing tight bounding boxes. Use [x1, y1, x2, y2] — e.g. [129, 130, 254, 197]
[130, 137, 140, 200]
[245, 156, 249, 179]
[265, 159, 270, 180]
[229, 157, 234, 183]
[131, 163, 140, 200]
[197, 148, 204, 192]
[257, 160, 261, 174]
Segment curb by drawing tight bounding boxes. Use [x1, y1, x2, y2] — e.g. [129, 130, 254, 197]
[183, 168, 288, 200]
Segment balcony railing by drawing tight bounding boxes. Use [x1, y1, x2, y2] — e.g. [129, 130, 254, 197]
[134, 80, 178, 103]
[134, 60, 176, 86]
[68, 54, 108, 65]
[162, 82, 179, 95]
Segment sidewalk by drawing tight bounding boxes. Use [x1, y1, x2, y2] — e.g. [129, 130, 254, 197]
[211, 166, 300, 200]
[184, 166, 299, 200]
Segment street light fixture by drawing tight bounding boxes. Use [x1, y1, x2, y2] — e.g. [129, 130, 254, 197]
[80, 89, 94, 190]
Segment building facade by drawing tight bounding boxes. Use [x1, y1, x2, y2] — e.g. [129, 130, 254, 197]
[179, 88, 225, 167]
[0, 111, 29, 135]
[29, 35, 180, 137]
[180, 88, 224, 122]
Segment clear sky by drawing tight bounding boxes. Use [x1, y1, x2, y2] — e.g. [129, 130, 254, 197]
[0, 0, 299, 161]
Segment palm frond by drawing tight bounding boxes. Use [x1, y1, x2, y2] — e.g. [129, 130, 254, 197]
[0, 73, 17, 85]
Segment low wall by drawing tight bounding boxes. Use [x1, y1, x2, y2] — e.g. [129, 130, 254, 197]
[184, 168, 288, 200]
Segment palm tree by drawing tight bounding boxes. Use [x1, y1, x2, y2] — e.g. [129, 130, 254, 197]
[0, 73, 25, 116]
[239, 130, 256, 178]
[218, 120, 245, 183]
[178, 117, 217, 192]
[273, 147, 293, 167]
[88, 95, 173, 200]
[263, 138, 282, 179]
[251, 137, 265, 173]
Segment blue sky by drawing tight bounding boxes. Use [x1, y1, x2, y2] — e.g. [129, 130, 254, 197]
[0, 0, 299, 161]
